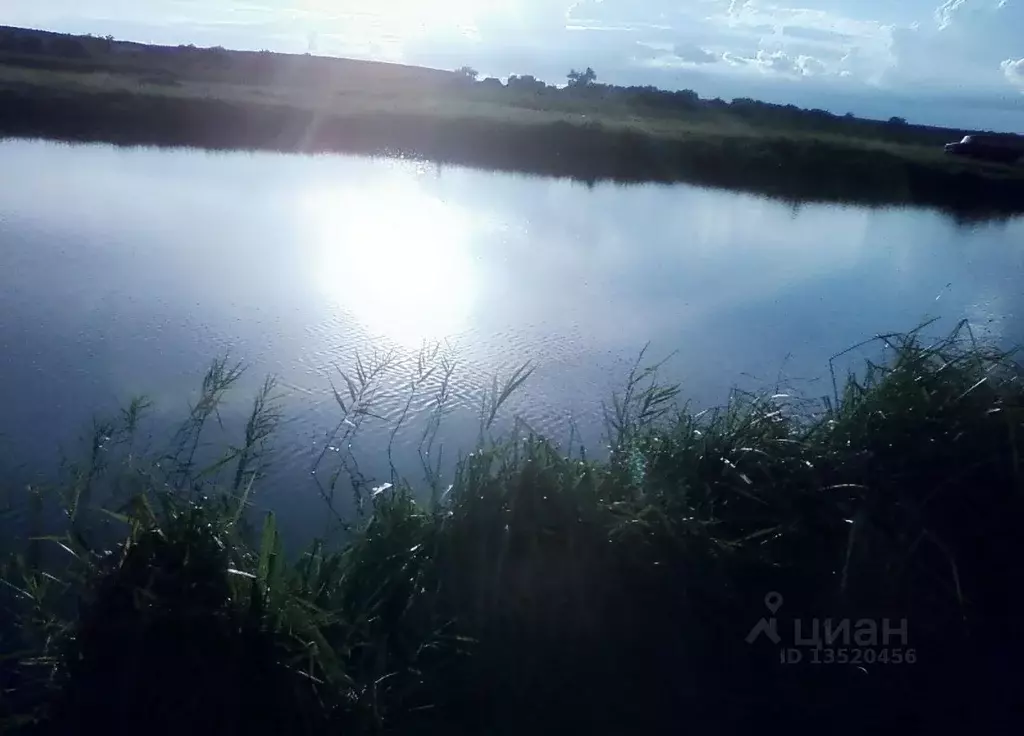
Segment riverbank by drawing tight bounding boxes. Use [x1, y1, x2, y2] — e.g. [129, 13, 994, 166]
[2, 325, 1022, 734]
[1, 26, 1024, 220]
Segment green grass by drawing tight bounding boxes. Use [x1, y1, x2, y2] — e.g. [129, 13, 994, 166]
[2, 322, 1023, 734]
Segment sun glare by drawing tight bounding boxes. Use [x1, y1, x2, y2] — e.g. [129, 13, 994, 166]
[303, 176, 479, 347]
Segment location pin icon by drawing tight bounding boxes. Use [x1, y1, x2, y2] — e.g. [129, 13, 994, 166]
[765, 592, 783, 614]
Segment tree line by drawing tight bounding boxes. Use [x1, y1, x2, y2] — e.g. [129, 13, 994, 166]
[455, 64, 966, 144]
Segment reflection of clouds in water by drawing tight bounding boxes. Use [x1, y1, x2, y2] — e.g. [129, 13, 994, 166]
[457, 181, 877, 349]
[386, 165, 1024, 412]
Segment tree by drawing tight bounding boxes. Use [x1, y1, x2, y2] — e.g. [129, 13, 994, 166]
[888, 116, 908, 126]
[455, 66, 479, 81]
[507, 74, 546, 93]
[567, 67, 597, 87]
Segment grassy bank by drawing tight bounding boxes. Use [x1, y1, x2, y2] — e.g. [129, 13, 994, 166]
[2, 324, 1023, 734]
[2, 26, 1024, 220]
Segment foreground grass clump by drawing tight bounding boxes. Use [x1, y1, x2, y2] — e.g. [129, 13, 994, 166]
[2, 325, 1023, 735]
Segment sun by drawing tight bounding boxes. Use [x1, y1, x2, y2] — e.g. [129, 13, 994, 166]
[302, 173, 479, 347]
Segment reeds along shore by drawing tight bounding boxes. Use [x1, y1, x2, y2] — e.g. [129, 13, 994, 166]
[2, 324, 1023, 735]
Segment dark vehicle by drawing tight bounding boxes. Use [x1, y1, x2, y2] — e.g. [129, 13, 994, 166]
[944, 134, 1024, 164]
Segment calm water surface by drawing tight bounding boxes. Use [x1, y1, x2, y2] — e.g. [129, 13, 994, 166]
[2, 139, 1022, 534]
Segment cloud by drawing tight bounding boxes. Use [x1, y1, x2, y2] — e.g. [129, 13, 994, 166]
[723, 51, 752, 67]
[725, 1, 890, 47]
[566, 0, 895, 86]
[673, 43, 718, 65]
[1003, 57, 1024, 89]
[4, 0, 888, 89]
[756, 49, 800, 74]
[935, 0, 973, 29]
[6, 0, 1024, 129]
[890, 0, 1024, 91]
[718, 0, 893, 82]
[798, 55, 828, 76]
[717, 48, 828, 77]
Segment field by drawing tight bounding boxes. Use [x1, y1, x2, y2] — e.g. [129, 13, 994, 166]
[1, 324, 1023, 734]
[2, 25, 1024, 219]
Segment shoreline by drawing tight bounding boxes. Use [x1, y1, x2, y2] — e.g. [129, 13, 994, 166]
[2, 84, 1024, 221]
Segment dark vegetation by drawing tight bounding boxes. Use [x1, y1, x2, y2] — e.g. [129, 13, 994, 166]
[2, 25, 1024, 219]
[2, 323, 1023, 734]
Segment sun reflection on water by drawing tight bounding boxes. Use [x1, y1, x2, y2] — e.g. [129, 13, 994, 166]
[302, 176, 478, 347]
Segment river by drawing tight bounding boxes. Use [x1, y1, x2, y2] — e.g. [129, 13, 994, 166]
[1, 139, 1022, 536]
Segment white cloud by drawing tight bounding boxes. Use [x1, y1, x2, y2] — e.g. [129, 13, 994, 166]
[562, 0, 896, 85]
[709, 1, 895, 83]
[723, 51, 752, 67]
[721, 48, 829, 77]
[726, 1, 888, 41]
[1002, 57, 1024, 89]
[936, 0, 969, 28]
[0, 0, 901, 89]
[890, 0, 1024, 91]
[754, 49, 800, 74]
[798, 55, 828, 76]
[503, 0, 1024, 96]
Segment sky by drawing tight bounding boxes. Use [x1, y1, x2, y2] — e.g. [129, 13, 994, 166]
[5, 0, 1024, 130]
